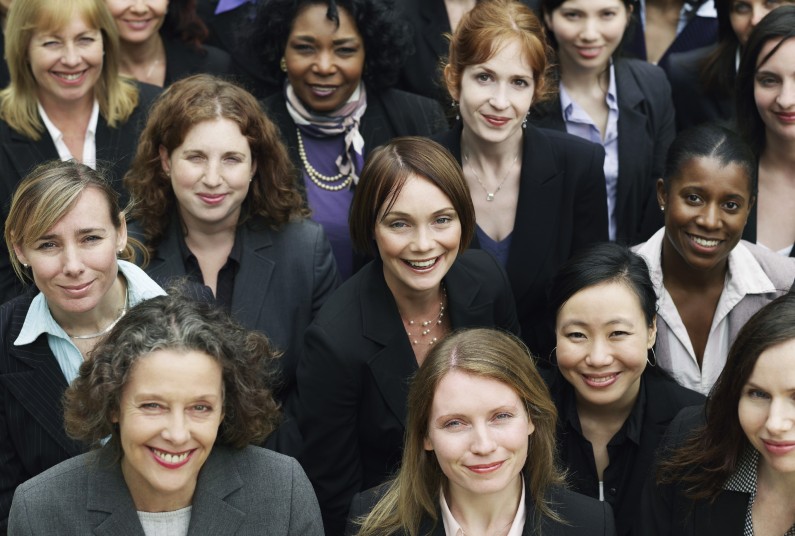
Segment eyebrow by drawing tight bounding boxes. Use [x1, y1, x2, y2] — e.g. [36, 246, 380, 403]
[382, 207, 456, 218]
[37, 228, 106, 240]
[292, 35, 360, 45]
[559, 318, 634, 329]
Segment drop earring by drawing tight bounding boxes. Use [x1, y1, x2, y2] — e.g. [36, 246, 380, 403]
[280, 57, 287, 73]
[452, 100, 460, 121]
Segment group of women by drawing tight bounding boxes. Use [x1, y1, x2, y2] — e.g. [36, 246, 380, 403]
[0, 0, 794, 534]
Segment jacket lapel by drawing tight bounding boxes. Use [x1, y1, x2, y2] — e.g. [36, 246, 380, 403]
[693, 489, 748, 535]
[89, 449, 146, 536]
[3, 127, 59, 184]
[187, 448, 246, 535]
[230, 223, 275, 330]
[145, 217, 189, 279]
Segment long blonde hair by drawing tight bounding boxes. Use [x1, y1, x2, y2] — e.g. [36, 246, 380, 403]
[356, 329, 565, 536]
[0, 0, 138, 140]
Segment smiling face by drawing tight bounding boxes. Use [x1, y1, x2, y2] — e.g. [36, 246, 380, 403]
[14, 187, 127, 323]
[284, 3, 365, 114]
[754, 37, 795, 143]
[738, 338, 795, 476]
[555, 281, 656, 412]
[27, 16, 104, 110]
[161, 118, 256, 233]
[116, 348, 224, 512]
[424, 370, 534, 502]
[658, 156, 754, 275]
[545, 0, 631, 73]
[105, 0, 168, 45]
[448, 38, 535, 147]
[729, 0, 793, 46]
[374, 175, 462, 299]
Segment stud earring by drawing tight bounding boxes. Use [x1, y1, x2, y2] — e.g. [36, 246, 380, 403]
[280, 57, 287, 73]
[660, 205, 665, 212]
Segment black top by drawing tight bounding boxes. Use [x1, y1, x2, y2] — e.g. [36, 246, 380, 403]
[177, 226, 241, 310]
[546, 369, 705, 536]
[162, 37, 233, 87]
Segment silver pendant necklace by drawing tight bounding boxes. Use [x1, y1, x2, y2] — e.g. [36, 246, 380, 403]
[463, 152, 518, 202]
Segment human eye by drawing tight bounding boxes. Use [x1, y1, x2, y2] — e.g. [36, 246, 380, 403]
[565, 331, 586, 340]
[601, 9, 618, 19]
[336, 46, 360, 56]
[723, 200, 741, 211]
[186, 153, 204, 163]
[513, 77, 532, 88]
[745, 388, 770, 400]
[732, 1, 751, 13]
[35, 241, 57, 251]
[434, 214, 454, 225]
[755, 74, 779, 87]
[494, 412, 514, 421]
[765, 0, 783, 7]
[475, 72, 493, 83]
[224, 154, 244, 164]
[140, 402, 163, 410]
[443, 418, 465, 429]
[290, 42, 314, 54]
[83, 234, 104, 244]
[560, 9, 581, 20]
[192, 404, 213, 413]
[685, 193, 702, 204]
[388, 220, 408, 229]
[610, 330, 631, 337]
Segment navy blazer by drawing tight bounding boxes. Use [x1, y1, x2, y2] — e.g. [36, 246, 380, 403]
[347, 483, 616, 536]
[296, 250, 520, 536]
[637, 405, 749, 536]
[9, 445, 324, 535]
[546, 369, 705, 536]
[434, 124, 609, 358]
[139, 215, 340, 402]
[0, 291, 85, 534]
[0, 83, 161, 304]
[530, 58, 674, 245]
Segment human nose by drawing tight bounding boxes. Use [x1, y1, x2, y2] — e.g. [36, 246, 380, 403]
[585, 337, 614, 367]
[202, 159, 223, 188]
[61, 245, 85, 276]
[410, 225, 433, 252]
[470, 423, 497, 455]
[765, 398, 795, 435]
[489, 83, 509, 110]
[312, 50, 336, 76]
[579, 17, 599, 41]
[129, 0, 149, 14]
[776, 79, 795, 109]
[162, 411, 191, 445]
[751, 5, 769, 28]
[60, 43, 81, 67]
[696, 202, 722, 230]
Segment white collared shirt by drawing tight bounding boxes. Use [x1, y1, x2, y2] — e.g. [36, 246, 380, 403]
[37, 99, 99, 169]
[634, 228, 778, 395]
[440, 481, 526, 536]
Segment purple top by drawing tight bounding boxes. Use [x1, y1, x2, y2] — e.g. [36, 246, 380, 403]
[475, 225, 512, 269]
[299, 127, 357, 280]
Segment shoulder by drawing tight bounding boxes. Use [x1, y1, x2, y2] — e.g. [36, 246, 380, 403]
[667, 45, 716, 76]
[311, 263, 373, 326]
[0, 290, 35, 340]
[738, 241, 795, 288]
[644, 370, 706, 411]
[254, 217, 324, 244]
[13, 450, 98, 502]
[218, 445, 305, 483]
[617, 57, 668, 81]
[545, 486, 616, 534]
[375, 88, 441, 108]
[130, 80, 162, 111]
[452, 249, 504, 278]
[527, 125, 603, 157]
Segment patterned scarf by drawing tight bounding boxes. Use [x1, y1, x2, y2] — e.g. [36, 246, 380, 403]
[285, 82, 367, 185]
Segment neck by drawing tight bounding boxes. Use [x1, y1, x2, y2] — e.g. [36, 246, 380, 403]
[52, 273, 127, 336]
[558, 58, 610, 93]
[119, 34, 165, 70]
[460, 125, 523, 163]
[758, 457, 795, 496]
[760, 137, 795, 169]
[388, 281, 445, 323]
[38, 91, 94, 126]
[179, 208, 240, 246]
[575, 377, 640, 424]
[660, 232, 729, 288]
[446, 476, 522, 536]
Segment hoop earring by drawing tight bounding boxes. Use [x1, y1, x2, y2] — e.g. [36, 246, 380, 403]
[548, 346, 558, 367]
[647, 347, 657, 368]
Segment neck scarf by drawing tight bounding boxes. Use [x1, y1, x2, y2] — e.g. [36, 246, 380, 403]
[285, 82, 367, 185]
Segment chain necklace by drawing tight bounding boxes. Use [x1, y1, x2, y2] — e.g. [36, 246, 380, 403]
[463, 151, 518, 202]
[67, 286, 129, 340]
[296, 129, 353, 192]
[402, 285, 447, 346]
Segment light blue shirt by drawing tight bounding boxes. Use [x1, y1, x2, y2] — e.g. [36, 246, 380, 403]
[637, 0, 717, 35]
[560, 63, 620, 240]
[14, 260, 166, 384]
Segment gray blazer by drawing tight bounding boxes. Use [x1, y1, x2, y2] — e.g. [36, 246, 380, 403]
[8, 445, 324, 535]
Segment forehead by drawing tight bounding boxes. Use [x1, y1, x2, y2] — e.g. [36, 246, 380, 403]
[31, 3, 97, 36]
[46, 187, 115, 233]
[669, 155, 752, 195]
[124, 348, 224, 397]
[746, 338, 795, 387]
[472, 37, 535, 74]
[431, 370, 522, 413]
[378, 175, 452, 215]
[757, 36, 795, 70]
[180, 118, 249, 147]
[558, 281, 644, 321]
[289, 3, 360, 38]
[557, 0, 629, 10]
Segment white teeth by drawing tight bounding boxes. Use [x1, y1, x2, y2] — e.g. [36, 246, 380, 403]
[407, 258, 436, 268]
[691, 236, 720, 247]
[586, 375, 615, 383]
[153, 448, 189, 464]
[57, 73, 82, 81]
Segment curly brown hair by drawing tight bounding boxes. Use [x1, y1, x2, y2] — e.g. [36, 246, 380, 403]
[63, 290, 281, 457]
[124, 74, 308, 252]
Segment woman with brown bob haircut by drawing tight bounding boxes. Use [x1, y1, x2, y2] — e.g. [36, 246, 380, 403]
[8, 292, 324, 535]
[296, 136, 519, 535]
[125, 75, 339, 437]
[434, 0, 609, 360]
[348, 328, 616, 536]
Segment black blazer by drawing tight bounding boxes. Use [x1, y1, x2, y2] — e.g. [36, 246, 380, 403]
[347, 482, 616, 536]
[0, 291, 86, 534]
[530, 58, 674, 245]
[667, 45, 735, 131]
[637, 405, 749, 536]
[434, 124, 609, 358]
[546, 369, 705, 536]
[742, 204, 795, 258]
[162, 37, 233, 87]
[0, 83, 161, 303]
[296, 250, 520, 536]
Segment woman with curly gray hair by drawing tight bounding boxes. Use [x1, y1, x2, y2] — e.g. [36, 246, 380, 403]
[8, 292, 324, 535]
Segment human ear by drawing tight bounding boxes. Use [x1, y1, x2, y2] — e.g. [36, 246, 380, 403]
[444, 65, 460, 103]
[159, 145, 172, 178]
[656, 178, 667, 211]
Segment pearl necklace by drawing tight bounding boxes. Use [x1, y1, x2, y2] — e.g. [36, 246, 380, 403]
[464, 151, 518, 202]
[402, 285, 447, 346]
[296, 129, 353, 192]
[67, 287, 129, 340]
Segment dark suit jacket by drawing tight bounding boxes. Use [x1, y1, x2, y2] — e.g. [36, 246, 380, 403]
[434, 124, 609, 358]
[8, 445, 324, 535]
[347, 482, 616, 536]
[0, 83, 161, 303]
[163, 37, 233, 87]
[546, 369, 705, 536]
[138, 215, 340, 402]
[0, 291, 86, 534]
[530, 58, 673, 246]
[742, 205, 795, 258]
[397, 0, 540, 105]
[637, 404, 749, 536]
[296, 250, 520, 536]
[667, 45, 735, 131]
